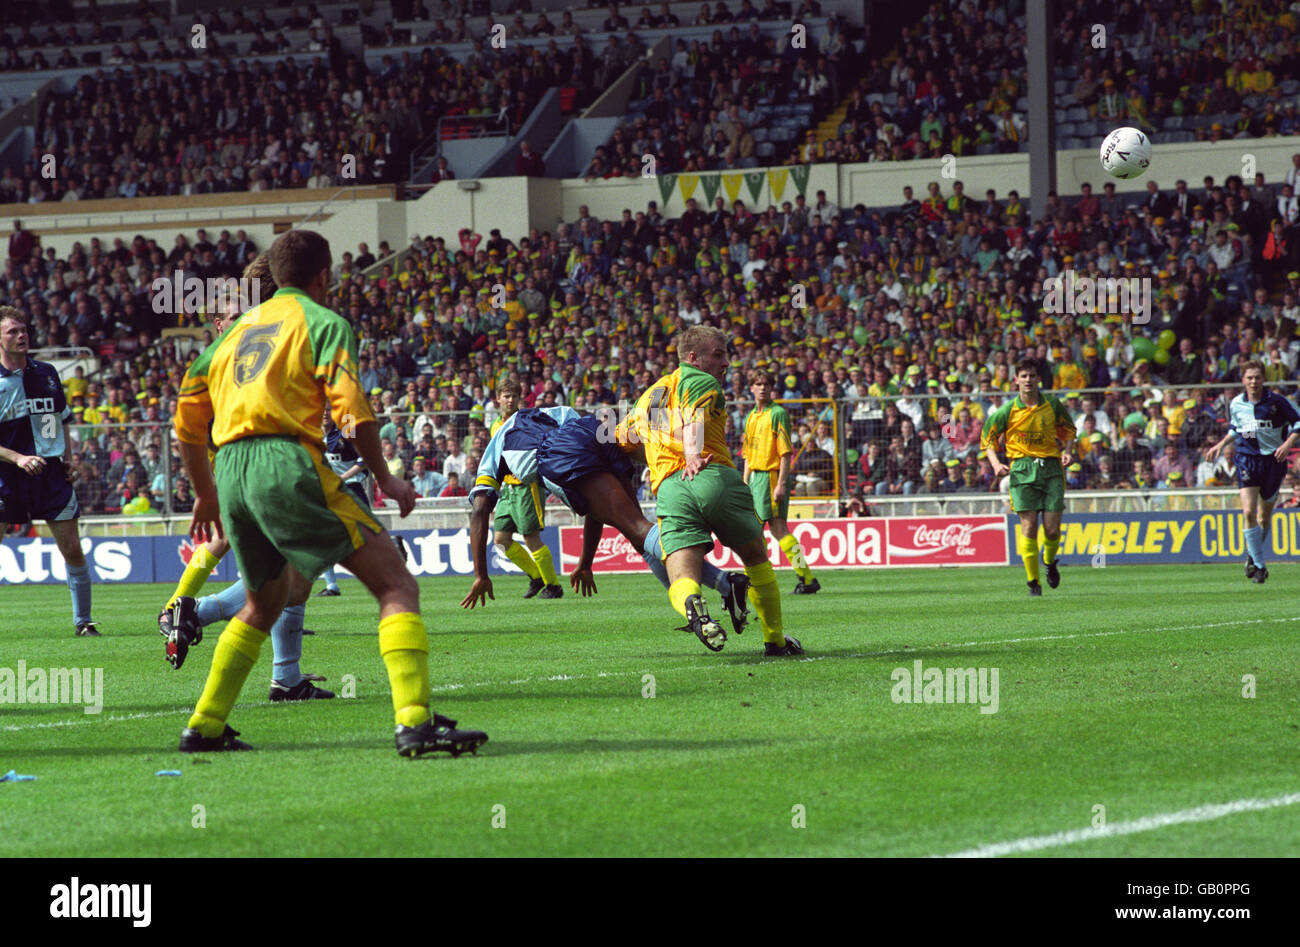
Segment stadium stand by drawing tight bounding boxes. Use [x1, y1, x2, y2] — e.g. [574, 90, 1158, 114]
[2, 0, 1300, 529]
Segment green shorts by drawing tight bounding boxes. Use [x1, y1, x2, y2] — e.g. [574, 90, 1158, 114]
[1008, 457, 1066, 514]
[655, 463, 764, 557]
[747, 468, 789, 523]
[214, 436, 384, 592]
[493, 481, 544, 535]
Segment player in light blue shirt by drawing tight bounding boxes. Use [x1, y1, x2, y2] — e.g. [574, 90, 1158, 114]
[0, 307, 100, 636]
[1206, 359, 1300, 582]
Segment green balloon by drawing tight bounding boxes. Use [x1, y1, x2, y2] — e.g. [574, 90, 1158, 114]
[853, 325, 868, 345]
[1153, 347, 1170, 366]
[1132, 336, 1157, 361]
[1157, 329, 1176, 350]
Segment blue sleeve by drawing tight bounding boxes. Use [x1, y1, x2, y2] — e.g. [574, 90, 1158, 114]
[471, 423, 506, 500]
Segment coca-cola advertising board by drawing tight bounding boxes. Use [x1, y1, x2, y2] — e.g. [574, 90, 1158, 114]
[558, 517, 1008, 572]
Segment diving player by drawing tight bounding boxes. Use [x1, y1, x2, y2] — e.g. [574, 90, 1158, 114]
[459, 404, 751, 644]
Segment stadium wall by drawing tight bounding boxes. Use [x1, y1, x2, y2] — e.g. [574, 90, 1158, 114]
[8, 511, 1299, 586]
[4, 186, 397, 258]
[0, 527, 564, 586]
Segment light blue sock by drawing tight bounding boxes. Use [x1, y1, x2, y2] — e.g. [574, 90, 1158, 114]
[321, 566, 339, 591]
[1244, 525, 1265, 569]
[271, 604, 305, 687]
[195, 578, 246, 626]
[701, 559, 731, 597]
[66, 562, 92, 626]
[641, 522, 671, 589]
[641, 522, 731, 596]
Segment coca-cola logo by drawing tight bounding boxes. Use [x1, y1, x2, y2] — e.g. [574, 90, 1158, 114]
[910, 523, 975, 552]
[593, 533, 641, 564]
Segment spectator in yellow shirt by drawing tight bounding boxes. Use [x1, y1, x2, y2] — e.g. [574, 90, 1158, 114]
[1160, 388, 1186, 437]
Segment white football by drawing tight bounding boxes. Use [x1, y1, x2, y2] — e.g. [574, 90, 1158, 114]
[1099, 126, 1152, 179]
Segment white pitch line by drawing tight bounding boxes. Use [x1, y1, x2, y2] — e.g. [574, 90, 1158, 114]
[940, 791, 1300, 857]
[5, 614, 1298, 733]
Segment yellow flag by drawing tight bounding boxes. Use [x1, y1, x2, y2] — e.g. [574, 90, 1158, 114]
[678, 174, 700, 201]
[722, 173, 744, 203]
[768, 168, 789, 203]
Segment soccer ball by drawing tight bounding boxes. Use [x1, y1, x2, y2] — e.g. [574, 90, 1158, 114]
[1099, 126, 1152, 179]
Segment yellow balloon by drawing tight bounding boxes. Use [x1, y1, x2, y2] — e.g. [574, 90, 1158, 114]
[1157, 329, 1176, 350]
[1153, 347, 1170, 366]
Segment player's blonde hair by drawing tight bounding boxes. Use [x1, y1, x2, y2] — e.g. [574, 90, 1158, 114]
[676, 325, 727, 360]
[243, 253, 279, 299]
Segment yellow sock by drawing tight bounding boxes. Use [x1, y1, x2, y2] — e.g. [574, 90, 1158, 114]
[378, 612, 431, 729]
[669, 577, 702, 618]
[187, 617, 267, 737]
[744, 560, 785, 646]
[1042, 536, 1060, 565]
[503, 542, 542, 580]
[778, 533, 814, 582]
[1019, 534, 1040, 582]
[167, 543, 224, 608]
[532, 546, 559, 586]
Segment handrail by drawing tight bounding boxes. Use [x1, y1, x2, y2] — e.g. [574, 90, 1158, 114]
[292, 186, 374, 230]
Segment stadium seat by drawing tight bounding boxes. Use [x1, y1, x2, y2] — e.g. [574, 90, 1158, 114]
[751, 127, 769, 142]
[755, 141, 776, 158]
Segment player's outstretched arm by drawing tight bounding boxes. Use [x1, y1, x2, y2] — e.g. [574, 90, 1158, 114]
[570, 514, 603, 597]
[460, 493, 496, 609]
[1205, 431, 1233, 462]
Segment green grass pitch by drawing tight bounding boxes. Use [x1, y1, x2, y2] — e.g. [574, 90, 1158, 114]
[2, 564, 1299, 857]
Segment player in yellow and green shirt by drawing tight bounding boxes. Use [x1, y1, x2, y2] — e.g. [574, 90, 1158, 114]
[489, 377, 561, 598]
[980, 357, 1076, 596]
[624, 326, 801, 656]
[741, 369, 819, 594]
[173, 229, 485, 758]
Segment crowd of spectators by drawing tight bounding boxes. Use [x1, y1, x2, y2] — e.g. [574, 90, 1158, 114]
[12, 147, 1300, 517]
[583, 1, 857, 177]
[0, 3, 631, 201]
[0, 167, 1287, 518]
[1054, 0, 1300, 142]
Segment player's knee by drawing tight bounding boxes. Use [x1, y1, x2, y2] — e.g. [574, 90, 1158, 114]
[736, 537, 769, 566]
[383, 569, 419, 610]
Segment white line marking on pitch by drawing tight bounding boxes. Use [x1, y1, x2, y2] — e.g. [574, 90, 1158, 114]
[939, 791, 1300, 857]
[6, 615, 1297, 733]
